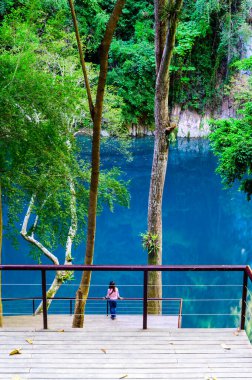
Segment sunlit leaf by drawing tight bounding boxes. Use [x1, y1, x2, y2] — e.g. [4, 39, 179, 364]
[9, 348, 22, 356]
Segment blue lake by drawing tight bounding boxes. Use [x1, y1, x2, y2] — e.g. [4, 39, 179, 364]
[2, 137, 252, 328]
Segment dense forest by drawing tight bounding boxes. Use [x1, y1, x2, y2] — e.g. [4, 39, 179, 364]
[0, 0, 251, 134]
[1, 0, 251, 208]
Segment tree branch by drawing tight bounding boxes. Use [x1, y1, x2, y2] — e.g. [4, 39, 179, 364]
[156, 0, 183, 91]
[68, 0, 95, 120]
[20, 195, 59, 265]
[65, 178, 77, 262]
[34, 179, 76, 314]
[84, 0, 126, 262]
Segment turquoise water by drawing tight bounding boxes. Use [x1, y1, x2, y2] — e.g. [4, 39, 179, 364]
[2, 137, 252, 327]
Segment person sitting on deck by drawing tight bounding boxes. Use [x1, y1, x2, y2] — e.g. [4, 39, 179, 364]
[104, 281, 122, 320]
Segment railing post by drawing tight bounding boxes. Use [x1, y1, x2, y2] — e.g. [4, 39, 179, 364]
[241, 270, 248, 330]
[178, 299, 183, 328]
[41, 269, 48, 329]
[70, 299, 73, 316]
[32, 299, 35, 316]
[106, 300, 109, 316]
[143, 270, 148, 330]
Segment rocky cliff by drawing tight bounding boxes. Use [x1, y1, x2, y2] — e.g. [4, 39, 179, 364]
[128, 17, 252, 139]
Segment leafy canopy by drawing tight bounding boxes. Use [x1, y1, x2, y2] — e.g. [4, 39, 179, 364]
[210, 58, 252, 200]
[0, 0, 129, 256]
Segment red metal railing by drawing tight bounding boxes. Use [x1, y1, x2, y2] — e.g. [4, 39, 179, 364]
[0, 264, 251, 330]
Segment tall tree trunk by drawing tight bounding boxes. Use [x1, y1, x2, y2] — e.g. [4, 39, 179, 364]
[0, 183, 3, 327]
[71, 0, 126, 328]
[147, 0, 183, 314]
[35, 272, 67, 314]
[68, 0, 94, 120]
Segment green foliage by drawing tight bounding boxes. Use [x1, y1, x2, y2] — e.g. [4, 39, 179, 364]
[81, 0, 252, 124]
[57, 270, 74, 282]
[246, 297, 252, 341]
[210, 58, 252, 200]
[0, 0, 129, 259]
[170, 0, 252, 111]
[108, 35, 155, 126]
[74, 0, 155, 126]
[140, 231, 160, 255]
[99, 168, 130, 212]
[210, 115, 252, 200]
[3, 0, 249, 129]
[0, 0, 17, 17]
[166, 128, 178, 145]
[232, 56, 252, 71]
[74, 0, 109, 53]
[109, 0, 154, 42]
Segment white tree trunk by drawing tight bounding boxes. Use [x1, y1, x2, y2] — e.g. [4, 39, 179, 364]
[21, 179, 77, 315]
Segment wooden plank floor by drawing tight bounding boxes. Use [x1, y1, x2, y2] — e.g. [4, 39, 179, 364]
[1, 317, 252, 379]
[2, 314, 179, 330]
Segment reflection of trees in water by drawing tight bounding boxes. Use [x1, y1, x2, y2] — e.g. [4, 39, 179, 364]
[92, 136, 252, 268]
[231, 282, 252, 341]
[219, 192, 252, 263]
[245, 294, 252, 340]
[164, 139, 252, 265]
[163, 271, 243, 328]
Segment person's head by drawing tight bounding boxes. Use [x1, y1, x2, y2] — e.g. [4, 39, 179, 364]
[109, 281, 116, 291]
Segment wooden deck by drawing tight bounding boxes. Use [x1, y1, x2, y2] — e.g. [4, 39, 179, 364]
[1, 316, 252, 379]
[2, 314, 179, 330]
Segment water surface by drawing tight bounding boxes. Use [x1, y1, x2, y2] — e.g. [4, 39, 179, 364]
[2, 137, 252, 327]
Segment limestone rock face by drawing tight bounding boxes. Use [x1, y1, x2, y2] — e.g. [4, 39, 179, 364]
[171, 105, 211, 138]
[128, 124, 154, 137]
[74, 128, 110, 137]
[130, 19, 252, 138]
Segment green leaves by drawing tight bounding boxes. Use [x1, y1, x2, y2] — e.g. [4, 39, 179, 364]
[108, 37, 155, 126]
[210, 61, 252, 201]
[0, 0, 130, 257]
[0, 2, 84, 251]
[99, 168, 130, 212]
[140, 231, 160, 256]
[170, 0, 251, 111]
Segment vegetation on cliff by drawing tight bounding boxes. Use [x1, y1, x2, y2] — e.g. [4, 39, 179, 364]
[210, 57, 252, 200]
[1, 0, 251, 133]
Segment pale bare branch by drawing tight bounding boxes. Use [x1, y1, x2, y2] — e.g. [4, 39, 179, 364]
[20, 195, 59, 265]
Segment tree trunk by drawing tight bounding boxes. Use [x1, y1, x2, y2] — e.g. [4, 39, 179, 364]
[147, 0, 183, 314]
[68, 0, 94, 120]
[71, 0, 125, 328]
[21, 179, 77, 315]
[35, 272, 67, 314]
[0, 183, 3, 327]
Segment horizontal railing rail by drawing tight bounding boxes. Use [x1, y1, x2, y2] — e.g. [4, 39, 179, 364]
[0, 264, 247, 271]
[0, 264, 251, 330]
